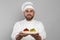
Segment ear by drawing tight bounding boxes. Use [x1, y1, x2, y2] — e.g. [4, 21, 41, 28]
[33, 11, 35, 14]
[33, 10, 35, 13]
[33, 11, 35, 16]
[23, 11, 25, 16]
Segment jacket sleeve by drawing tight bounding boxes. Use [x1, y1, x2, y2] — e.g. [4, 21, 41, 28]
[38, 22, 46, 40]
[11, 22, 20, 40]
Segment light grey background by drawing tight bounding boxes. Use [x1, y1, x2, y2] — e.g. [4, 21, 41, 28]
[0, 0, 60, 40]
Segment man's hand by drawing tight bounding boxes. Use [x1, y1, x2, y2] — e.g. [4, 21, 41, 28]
[30, 33, 42, 40]
[16, 32, 28, 40]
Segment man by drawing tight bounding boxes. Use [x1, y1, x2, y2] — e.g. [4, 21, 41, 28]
[11, 2, 46, 40]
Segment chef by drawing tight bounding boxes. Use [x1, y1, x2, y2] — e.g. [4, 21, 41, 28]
[11, 2, 46, 40]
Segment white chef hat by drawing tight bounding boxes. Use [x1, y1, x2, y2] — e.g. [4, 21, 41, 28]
[21, 2, 34, 11]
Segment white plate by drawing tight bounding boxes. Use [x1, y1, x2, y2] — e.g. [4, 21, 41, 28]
[22, 31, 38, 34]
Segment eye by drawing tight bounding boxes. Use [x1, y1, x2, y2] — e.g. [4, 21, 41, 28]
[30, 10, 34, 12]
[25, 10, 28, 12]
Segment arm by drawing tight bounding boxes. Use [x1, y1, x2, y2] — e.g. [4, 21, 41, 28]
[16, 34, 23, 40]
[11, 22, 28, 40]
[31, 33, 42, 40]
[16, 32, 28, 40]
[11, 22, 19, 40]
[39, 22, 46, 40]
[11, 22, 22, 40]
[31, 22, 46, 40]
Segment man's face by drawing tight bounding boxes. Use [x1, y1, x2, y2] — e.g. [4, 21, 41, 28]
[23, 8, 35, 21]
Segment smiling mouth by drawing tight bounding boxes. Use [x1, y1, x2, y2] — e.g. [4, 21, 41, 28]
[27, 15, 31, 16]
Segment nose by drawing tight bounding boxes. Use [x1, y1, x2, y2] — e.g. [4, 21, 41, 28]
[26, 11, 31, 14]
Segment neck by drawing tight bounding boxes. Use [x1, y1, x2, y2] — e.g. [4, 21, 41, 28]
[26, 19, 32, 21]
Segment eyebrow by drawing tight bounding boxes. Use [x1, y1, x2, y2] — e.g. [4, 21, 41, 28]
[25, 10, 34, 11]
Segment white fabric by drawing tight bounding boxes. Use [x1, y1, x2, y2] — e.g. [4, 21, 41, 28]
[22, 2, 34, 11]
[11, 19, 46, 40]
[23, 5, 34, 11]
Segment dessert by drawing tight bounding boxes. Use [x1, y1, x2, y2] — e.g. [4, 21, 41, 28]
[23, 28, 37, 34]
[23, 28, 29, 32]
[30, 28, 36, 32]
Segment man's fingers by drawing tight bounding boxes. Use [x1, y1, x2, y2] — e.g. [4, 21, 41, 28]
[30, 33, 39, 37]
[36, 33, 39, 35]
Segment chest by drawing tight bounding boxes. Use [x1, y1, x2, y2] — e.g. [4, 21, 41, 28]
[19, 22, 41, 32]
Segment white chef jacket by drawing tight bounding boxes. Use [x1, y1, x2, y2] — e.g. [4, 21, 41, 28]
[11, 19, 46, 40]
